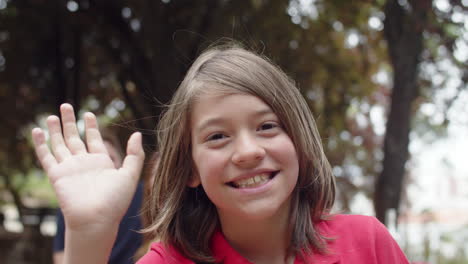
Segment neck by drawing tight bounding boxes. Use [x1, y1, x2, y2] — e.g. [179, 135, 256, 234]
[218, 201, 294, 264]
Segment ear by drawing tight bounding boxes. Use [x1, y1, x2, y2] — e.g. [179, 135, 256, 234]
[187, 172, 201, 188]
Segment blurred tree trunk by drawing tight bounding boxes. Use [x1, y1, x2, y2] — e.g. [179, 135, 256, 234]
[375, 0, 431, 225]
[53, 0, 67, 108]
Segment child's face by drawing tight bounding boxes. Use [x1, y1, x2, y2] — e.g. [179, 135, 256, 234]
[190, 92, 299, 221]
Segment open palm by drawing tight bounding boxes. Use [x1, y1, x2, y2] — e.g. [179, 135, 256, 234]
[32, 104, 145, 230]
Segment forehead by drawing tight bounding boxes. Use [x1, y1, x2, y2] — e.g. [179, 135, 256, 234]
[190, 92, 275, 131]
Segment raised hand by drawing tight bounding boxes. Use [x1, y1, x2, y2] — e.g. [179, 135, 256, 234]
[32, 104, 145, 231]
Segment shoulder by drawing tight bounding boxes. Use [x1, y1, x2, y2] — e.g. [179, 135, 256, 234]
[318, 214, 381, 234]
[319, 214, 398, 244]
[314, 214, 410, 264]
[136, 242, 193, 264]
[324, 213, 376, 225]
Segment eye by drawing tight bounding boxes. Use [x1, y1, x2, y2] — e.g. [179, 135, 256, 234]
[206, 133, 227, 141]
[258, 122, 278, 131]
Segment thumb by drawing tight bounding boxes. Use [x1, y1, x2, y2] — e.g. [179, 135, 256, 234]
[121, 132, 145, 179]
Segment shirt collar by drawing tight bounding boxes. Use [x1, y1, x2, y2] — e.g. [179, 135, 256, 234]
[211, 230, 341, 264]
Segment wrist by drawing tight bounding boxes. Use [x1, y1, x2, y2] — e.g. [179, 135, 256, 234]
[64, 223, 119, 264]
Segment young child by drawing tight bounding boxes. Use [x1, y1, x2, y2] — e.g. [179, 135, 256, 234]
[32, 45, 410, 264]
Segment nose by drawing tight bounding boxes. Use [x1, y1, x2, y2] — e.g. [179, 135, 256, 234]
[231, 133, 266, 168]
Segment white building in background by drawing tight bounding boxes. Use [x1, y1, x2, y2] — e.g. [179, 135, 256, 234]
[397, 132, 468, 263]
[398, 198, 468, 262]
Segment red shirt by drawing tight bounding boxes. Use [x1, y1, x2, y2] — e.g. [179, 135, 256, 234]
[137, 214, 410, 263]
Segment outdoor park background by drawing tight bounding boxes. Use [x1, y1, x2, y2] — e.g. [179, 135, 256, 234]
[0, 0, 467, 263]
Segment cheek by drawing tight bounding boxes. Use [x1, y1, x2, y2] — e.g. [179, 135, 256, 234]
[274, 136, 300, 179]
[192, 148, 229, 183]
[276, 136, 299, 162]
[287, 148, 300, 179]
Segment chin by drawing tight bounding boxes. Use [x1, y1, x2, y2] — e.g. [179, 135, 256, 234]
[223, 198, 292, 222]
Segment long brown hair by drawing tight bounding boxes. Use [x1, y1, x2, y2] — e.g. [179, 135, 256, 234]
[142, 43, 336, 262]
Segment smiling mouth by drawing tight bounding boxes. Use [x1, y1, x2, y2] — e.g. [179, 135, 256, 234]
[227, 171, 279, 189]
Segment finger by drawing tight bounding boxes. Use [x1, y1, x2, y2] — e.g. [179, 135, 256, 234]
[60, 104, 87, 155]
[32, 128, 58, 171]
[84, 112, 108, 154]
[47, 115, 72, 162]
[121, 132, 145, 178]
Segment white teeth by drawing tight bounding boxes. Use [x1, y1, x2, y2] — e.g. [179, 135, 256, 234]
[233, 173, 270, 188]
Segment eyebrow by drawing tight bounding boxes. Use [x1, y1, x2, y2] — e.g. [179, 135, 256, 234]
[195, 108, 275, 133]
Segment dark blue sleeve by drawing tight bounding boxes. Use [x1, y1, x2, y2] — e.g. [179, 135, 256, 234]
[108, 182, 144, 264]
[53, 208, 65, 252]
